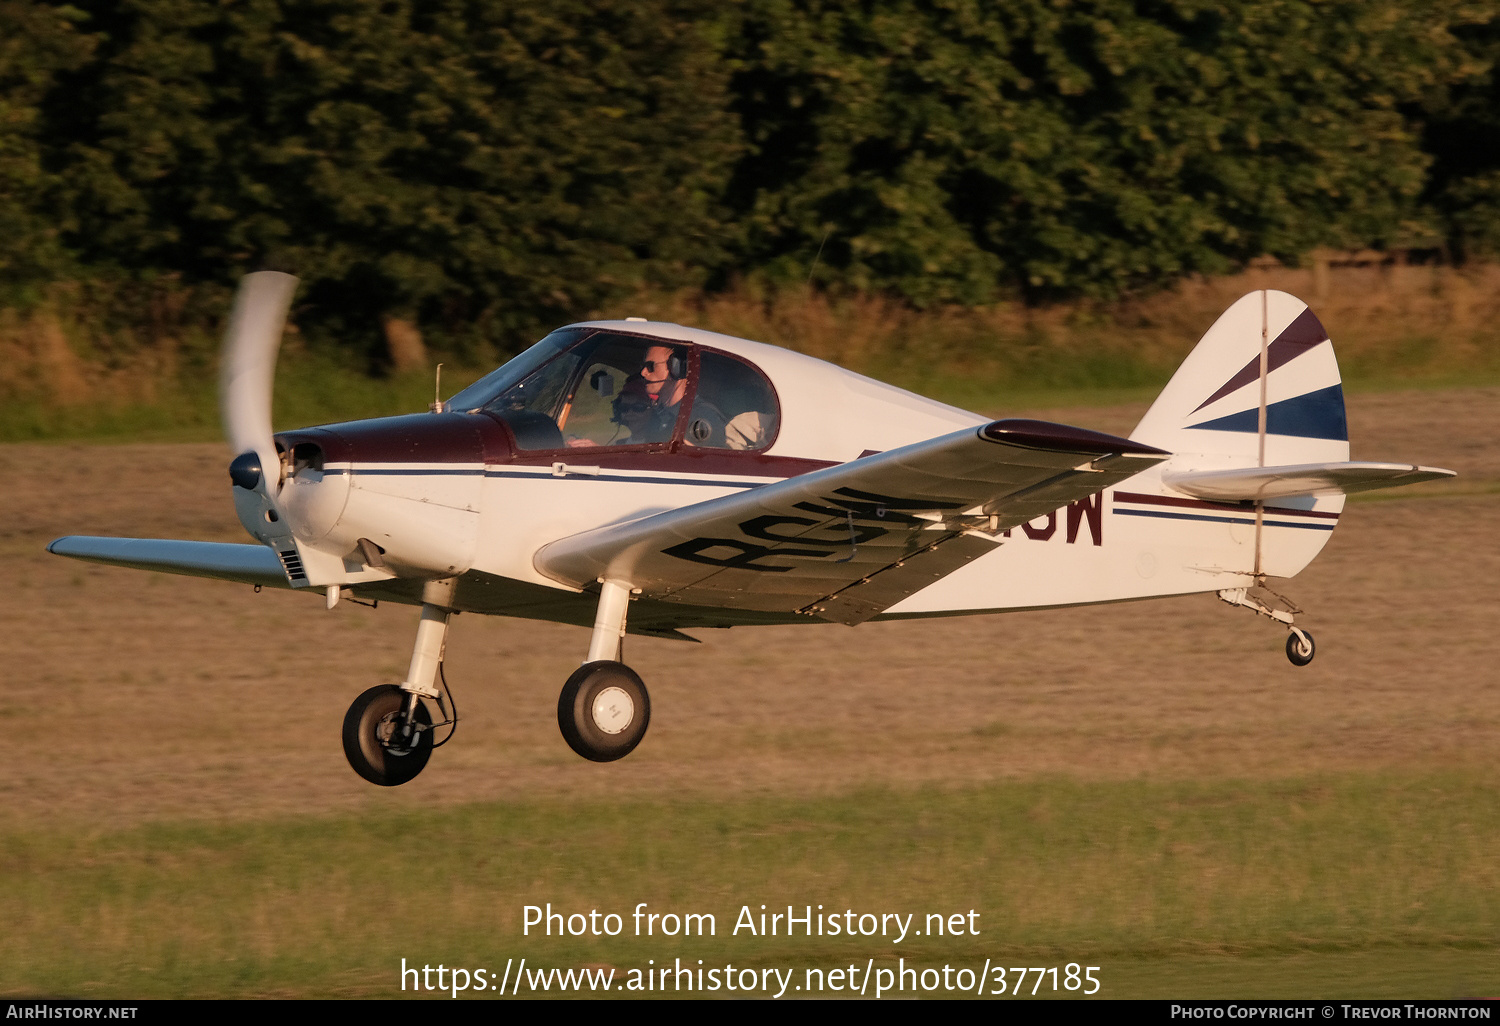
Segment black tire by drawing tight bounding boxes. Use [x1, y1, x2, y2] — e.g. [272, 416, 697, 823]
[342, 685, 433, 786]
[1286, 631, 1316, 667]
[557, 661, 651, 763]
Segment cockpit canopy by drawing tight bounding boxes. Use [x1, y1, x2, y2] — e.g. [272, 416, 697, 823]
[447, 327, 781, 453]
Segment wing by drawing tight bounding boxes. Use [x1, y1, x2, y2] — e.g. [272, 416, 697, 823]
[535, 419, 1168, 624]
[1164, 461, 1455, 502]
[48, 536, 292, 588]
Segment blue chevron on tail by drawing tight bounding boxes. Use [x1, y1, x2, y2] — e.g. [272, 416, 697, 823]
[1132, 290, 1350, 467]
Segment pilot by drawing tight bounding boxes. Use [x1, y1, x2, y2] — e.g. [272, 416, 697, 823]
[565, 350, 686, 448]
[637, 345, 686, 442]
[638, 344, 726, 447]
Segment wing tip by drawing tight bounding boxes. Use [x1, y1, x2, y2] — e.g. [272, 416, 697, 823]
[981, 418, 1169, 457]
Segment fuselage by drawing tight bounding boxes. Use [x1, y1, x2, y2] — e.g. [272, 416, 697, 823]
[263, 319, 1337, 632]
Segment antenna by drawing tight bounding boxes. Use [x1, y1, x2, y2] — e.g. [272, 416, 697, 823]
[429, 363, 445, 413]
[807, 227, 832, 285]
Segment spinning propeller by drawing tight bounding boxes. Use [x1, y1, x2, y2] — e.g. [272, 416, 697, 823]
[220, 271, 299, 547]
[221, 271, 297, 496]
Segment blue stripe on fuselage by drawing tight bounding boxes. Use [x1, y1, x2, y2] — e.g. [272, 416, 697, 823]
[324, 466, 771, 489]
[1113, 508, 1335, 531]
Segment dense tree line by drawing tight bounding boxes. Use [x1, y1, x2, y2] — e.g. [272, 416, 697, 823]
[2, 0, 1497, 354]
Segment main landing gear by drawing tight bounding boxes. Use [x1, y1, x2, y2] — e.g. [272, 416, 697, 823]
[1217, 585, 1317, 667]
[341, 576, 651, 785]
[558, 579, 651, 762]
[342, 579, 457, 786]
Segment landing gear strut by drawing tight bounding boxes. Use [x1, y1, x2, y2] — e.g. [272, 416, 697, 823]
[557, 578, 651, 761]
[342, 579, 456, 786]
[1218, 585, 1317, 667]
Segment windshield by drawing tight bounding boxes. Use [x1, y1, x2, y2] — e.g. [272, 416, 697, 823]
[445, 328, 588, 412]
[449, 327, 779, 453]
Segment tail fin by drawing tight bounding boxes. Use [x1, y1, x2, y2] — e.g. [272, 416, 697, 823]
[1126, 291, 1453, 582]
[1127, 290, 1348, 580]
[1131, 290, 1349, 467]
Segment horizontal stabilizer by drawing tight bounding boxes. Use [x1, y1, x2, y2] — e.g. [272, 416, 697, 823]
[1164, 462, 1455, 502]
[47, 536, 291, 588]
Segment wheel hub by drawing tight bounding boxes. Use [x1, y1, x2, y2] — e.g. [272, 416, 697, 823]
[375, 710, 419, 756]
[591, 686, 634, 734]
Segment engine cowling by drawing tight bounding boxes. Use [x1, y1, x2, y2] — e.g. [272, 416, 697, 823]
[275, 412, 490, 577]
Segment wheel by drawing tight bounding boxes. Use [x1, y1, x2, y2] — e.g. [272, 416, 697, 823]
[557, 661, 651, 762]
[342, 685, 433, 786]
[1286, 630, 1316, 667]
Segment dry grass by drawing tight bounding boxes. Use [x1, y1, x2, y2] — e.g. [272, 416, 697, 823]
[2, 262, 1498, 431]
[2, 387, 1494, 831]
[1, 385, 1494, 998]
[624, 261, 1500, 390]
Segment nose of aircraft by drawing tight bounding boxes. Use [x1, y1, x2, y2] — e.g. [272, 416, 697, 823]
[269, 413, 490, 575]
[271, 438, 352, 545]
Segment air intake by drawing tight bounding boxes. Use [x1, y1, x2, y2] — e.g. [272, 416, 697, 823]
[278, 549, 307, 582]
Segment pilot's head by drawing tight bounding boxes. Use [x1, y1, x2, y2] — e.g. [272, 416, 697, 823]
[640, 345, 686, 407]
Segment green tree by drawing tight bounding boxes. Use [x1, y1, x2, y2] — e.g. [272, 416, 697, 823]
[43, 0, 739, 354]
[0, 2, 95, 295]
[1416, 2, 1500, 259]
[14, 0, 1493, 342]
[725, 0, 1476, 302]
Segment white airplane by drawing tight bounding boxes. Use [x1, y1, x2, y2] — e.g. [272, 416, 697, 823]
[49, 273, 1453, 786]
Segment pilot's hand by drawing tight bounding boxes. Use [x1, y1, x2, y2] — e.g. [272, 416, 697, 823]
[566, 436, 597, 448]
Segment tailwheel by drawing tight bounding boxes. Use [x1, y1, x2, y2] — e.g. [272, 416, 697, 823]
[1285, 629, 1316, 667]
[558, 661, 651, 762]
[342, 685, 434, 786]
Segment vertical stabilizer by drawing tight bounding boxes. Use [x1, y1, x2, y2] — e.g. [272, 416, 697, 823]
[1131, 290, 1350, 467]
[1128, 291, 1348, 580]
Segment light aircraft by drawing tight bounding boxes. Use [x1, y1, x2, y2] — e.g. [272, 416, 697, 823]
[49, 274, 1453, 785]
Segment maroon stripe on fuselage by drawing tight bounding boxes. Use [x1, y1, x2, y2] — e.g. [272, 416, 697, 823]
[1113, 490, 1340, 520]
[278, 411, 835, 478]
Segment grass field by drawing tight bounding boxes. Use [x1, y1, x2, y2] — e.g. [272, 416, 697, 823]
[2, 777, 1496, 998]
[1, 383, 1496, 999]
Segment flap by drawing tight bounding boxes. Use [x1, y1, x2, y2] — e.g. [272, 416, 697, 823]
[535, 419, 1167, 624]
[1164, 461, 1455, 502]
